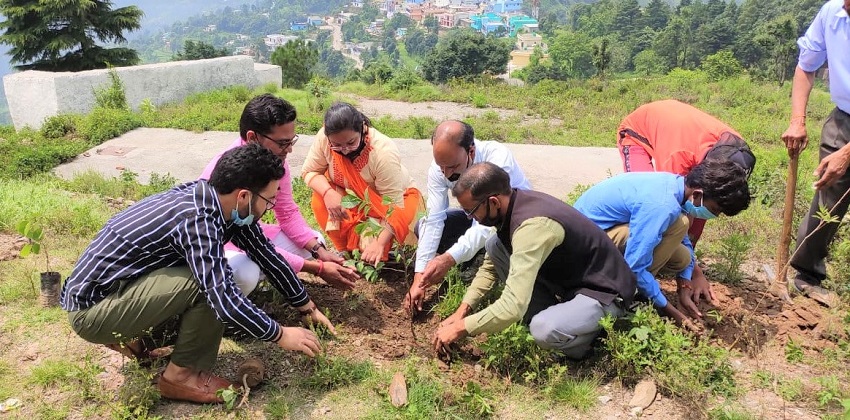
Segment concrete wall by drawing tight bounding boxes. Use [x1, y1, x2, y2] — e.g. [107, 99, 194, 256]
[3, 56, 282, 130]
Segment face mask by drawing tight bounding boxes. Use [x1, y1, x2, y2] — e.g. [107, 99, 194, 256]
[683, 195, 717, 220]
[231, 195, 255, 226]
[478, 199, 503, 227]
[446, 155, 471, 183]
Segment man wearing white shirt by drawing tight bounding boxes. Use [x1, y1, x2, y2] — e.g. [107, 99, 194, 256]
[404, 120, 531, 314]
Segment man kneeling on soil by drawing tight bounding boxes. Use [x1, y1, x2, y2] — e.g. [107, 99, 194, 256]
[61, 144, 333, 404]
[433, 162, 636, 359]
[574, 159, 750, 326]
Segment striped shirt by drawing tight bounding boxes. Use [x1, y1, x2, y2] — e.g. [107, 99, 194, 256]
[61, 180, 309, 342]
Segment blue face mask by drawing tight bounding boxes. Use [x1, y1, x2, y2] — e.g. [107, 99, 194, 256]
[683, 194, 717, 220]
[231, 195, 255, 226]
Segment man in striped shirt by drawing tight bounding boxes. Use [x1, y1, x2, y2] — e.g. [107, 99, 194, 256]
[62, 144, 332, 404]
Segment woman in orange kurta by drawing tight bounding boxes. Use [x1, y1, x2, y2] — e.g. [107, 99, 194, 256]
[302, 102, 423, 265]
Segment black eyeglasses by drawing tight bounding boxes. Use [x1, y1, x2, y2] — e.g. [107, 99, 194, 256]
[259, 132, 299, 149]
[463, 197, 489, 219]
[252, 191, 276, 211]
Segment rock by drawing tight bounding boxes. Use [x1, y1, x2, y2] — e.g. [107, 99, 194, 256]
[389, 372, 408, 407]
[597, 395, 612, 405]
[793, 307, 819, 328]
[731, 359, 744, 371]
[628, 380, 657, 409]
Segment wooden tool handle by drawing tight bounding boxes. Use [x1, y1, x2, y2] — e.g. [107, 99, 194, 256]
[776, 154, 799, 282]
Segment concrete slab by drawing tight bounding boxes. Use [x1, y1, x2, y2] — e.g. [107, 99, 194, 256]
[54, 127, 623, 200]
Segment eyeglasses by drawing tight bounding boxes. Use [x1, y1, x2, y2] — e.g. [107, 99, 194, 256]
[463, 197, 489, 219]
[252, 191, 276, 211]
[330, 129, 366, 154]
[259, 132, 299, 149]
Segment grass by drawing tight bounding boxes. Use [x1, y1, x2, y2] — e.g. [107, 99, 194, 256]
[432, 266, 464, 319]
[0, 73, 848, 418]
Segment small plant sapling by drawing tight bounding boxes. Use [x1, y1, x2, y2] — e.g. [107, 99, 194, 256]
[16, 221, 61, 307]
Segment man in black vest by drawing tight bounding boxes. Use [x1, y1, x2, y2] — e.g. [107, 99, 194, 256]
[433, 163, 637, 359]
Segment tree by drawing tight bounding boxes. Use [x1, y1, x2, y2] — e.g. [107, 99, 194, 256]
[174, 40, 228, 61]
[547, 30, 595, 79]
[701, 50, 742, 81]
[423, 16, 439, 35]
[0, 0, 143, 71]
[612, 0, 643, 40]
[404, 28, 438, 57]
[644, 0, 671, 30]
[421, 30, 511, 83]
[592, 38, 611, 78]
[633, 49, 668, 75]
[270, 39, 318, 88]
[754, 15, 798, 86]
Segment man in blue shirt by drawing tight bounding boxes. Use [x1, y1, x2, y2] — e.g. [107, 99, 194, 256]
[781, 0, 850, 307]
[574, 159, 750, 325]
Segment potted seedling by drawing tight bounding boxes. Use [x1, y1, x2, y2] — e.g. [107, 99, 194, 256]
[16, 221, 61, 307]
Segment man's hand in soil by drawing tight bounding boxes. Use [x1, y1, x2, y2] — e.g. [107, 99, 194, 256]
[661, 303, 702, 333]
[440, 303, 470, 328]
[689, 267, 716, 308]
[677, 278, 703, 319]
[433, 316, 468, 355]
[420, 254, 456, 288]
[404, 273, 427, 315]
[320, 261, 360, 291]
[277, 326, 322, 357]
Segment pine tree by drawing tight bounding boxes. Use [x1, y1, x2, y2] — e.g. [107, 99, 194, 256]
[644, 0, 671, 31]
[270, 39, 318, 89]
[0, 0, 143, 71]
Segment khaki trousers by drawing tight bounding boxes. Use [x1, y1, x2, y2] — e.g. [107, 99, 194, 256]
[68, 266, 224, 370]
[606, 214, 691, 276]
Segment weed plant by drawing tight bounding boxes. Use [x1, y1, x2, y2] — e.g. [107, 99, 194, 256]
[112, 360, 161, 419]
[303, 355, 374, 391]
[432, 266, 464, 319]
[545, 374, 600, 412]
[599, 306, 736, 402]
[479, 323, 556, 383]
[708, 233, 752, 285]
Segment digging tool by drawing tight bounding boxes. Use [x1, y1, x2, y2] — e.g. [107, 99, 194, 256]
[772, 154, 799, 303]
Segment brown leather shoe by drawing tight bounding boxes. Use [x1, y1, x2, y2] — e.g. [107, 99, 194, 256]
[158, 371, 232, 404]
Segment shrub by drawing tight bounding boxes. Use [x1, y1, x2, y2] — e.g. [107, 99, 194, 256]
[40, 114, 80, 138]
[599, 306, 736, 401]
[479, 323, 555, 383]
[303, 355, 374, 390]
[707, 233, 751, 285]
[77, 107, 143, 144]
[701, 50, 744, 82]
[93, 68, 129, 110]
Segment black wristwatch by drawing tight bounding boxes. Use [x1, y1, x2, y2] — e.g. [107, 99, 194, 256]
[310, 242, 326, 259]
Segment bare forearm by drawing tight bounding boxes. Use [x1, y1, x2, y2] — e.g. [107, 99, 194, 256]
[790, 66, 816, 122]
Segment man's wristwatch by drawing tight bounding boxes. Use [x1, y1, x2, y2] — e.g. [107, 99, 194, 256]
[310, 242, 326, 259]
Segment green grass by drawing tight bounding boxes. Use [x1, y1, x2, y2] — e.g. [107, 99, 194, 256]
[302, 355, 375, 391]
[546, 375, 600, 412]
[432, 266, 465, 319]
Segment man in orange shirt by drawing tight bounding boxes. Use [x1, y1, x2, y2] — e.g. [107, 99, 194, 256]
[616, 100, 756, 318]
[617, 99, 756, 243]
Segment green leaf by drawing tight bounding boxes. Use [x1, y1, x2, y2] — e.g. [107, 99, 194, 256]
[20, 243, 32, 257]
[381, 195, 393, 206]
[28, 224, 43, 241]
[341, 194, 360, 209]
[15, 220, 29, 236]
[30, 243, 40, 255]
[631, 326, 651, 342]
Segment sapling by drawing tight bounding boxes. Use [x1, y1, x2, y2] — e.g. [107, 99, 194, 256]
[16, 221, 61, 307]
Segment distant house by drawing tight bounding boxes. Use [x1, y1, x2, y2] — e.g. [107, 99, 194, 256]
[470, 13, 506, 35]
[290, 19, 309, 31]
[351, 0, 364, 7]
[264, 34, 299, 48]
[308, 16, 324, 26]
[203, 24, 217, 32]
[515, 32, 543, 51]
[490, 0, 522, 13]
[508, 15, 538, 36]
[395, 27, 408, 37]
[406, 0, 425, 3]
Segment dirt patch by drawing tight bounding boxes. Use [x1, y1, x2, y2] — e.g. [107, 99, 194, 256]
[343, 95, 562, 128]
[0, 233, 27, 262]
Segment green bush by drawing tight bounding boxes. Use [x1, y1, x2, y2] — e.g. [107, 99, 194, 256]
[77, 107, 143, 144]
[479, 323, 555, 383]
[701, 51, 744, 82]
[707, 233, 752, 285]
[303, 355, 374, 390]
[599, 306, 736, 401]
[93, 68, 129, 110]
[40, 114, 80, 138]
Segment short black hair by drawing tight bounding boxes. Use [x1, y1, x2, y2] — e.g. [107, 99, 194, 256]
[324, 102, 371, 135]
[431, 120, 475, 151]
[209, 143, 285, 194]
[239, 94, 297, 140]
[685, 159, 750, 216]
[452, 162, 512, 200]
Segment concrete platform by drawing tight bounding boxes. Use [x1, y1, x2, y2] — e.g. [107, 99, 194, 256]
[54, 127, 623, 200]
